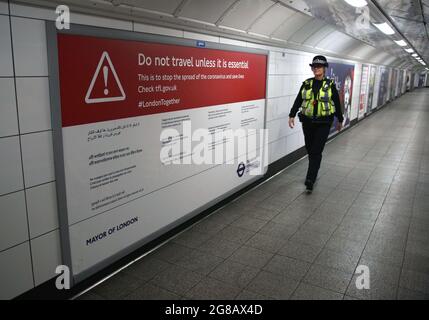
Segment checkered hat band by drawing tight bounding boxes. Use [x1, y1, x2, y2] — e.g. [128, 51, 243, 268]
[312, 59, 327, 64]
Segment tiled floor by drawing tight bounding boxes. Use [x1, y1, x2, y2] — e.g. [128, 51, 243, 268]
[78, 89, 429, 300]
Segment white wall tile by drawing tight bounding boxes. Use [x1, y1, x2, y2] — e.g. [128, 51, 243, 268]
[133, 22, 184, 38]
[183, 31, 220, 43]
[31, 229, 61, 286]
[0, 242, 34, 299]
[0, 191, 28, 251]
[11, 17, 48, 77]
[0, 15, 14, 76]
[219, 37, 247, 47]
[0, 78, 19, 137]
[0, 136, 24, 195]
[21, 131, 55, 188]
[0, 0, 8, 14]
[26, 182, 58, 238]
[72, 13, 132, 30]
[16, 77, 51, 134]
[10, 3, 54, 20]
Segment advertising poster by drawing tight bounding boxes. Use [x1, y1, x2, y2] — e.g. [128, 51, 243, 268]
[366, 65, 377, 114]
[326, 61, 355, 136]
[358, 64, 369, 120]
[52, 30, 268, 280]
[418, 73, 426, 87]
[377, 66, 389, 108]
[389, 68, 397, 101]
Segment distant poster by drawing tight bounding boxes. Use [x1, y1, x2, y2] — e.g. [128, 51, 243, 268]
[418, 73, 426, 87]
[366, 65, 377, 114]
[390, 69, 397, 100]
[358, 64, 369, 120]
[377, 66, 389, 108]
[326, 62, 355, 136]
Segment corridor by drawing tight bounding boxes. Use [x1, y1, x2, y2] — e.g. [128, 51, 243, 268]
[78, 89, 429, 300]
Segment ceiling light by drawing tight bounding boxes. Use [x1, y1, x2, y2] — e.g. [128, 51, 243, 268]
[373, 22, 395, 35]
[343, 0, 368, 7]
[412, 53, 418, 57]
[394, 40, 407, 47]
[405, 48, 414, 53]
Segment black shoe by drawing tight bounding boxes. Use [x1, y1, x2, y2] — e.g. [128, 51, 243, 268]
[305, 179, 314, 193]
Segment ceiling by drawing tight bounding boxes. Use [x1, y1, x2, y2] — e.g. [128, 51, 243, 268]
[12, 0, 428, 71]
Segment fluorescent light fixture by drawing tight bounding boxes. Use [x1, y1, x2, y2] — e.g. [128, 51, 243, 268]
[344, 0, 368, 7]
[404, 48, 414, 53]
[373, 22, 395, 35]
[394, 40, 407, 47]
[412, 53, 419, 57]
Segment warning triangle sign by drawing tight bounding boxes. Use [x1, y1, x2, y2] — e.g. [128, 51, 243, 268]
[85, 51, 126, 104]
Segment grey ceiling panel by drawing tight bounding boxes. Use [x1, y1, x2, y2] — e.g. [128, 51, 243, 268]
[118, 0, 184, 15]
[218, 0, 274, 31]
[271, 12, 313, 41]
[302, 24, 336, 46]
[248, 3, 296, 36]
[178, 0, 237, 24]
[288, 19, 327, 44]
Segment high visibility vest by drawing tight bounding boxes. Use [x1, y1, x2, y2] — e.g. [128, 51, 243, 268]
[301, 78, 335, 117]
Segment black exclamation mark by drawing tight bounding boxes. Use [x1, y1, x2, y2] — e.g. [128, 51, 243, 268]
[103, 66, 109, 96]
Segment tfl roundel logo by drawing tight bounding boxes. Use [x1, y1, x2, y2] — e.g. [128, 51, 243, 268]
[237, 162, 246, 178]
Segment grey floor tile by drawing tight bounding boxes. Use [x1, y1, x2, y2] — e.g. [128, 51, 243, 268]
[314, 248, 360, 273]
[175, 250, 224, 275]
[399, 269, 429, 295]
[208, 260, 259, 289]
[184, 277, 241, 300]
[303, 264, 353, 294]
[123, 257, 171, 282]
[172, 230, 214, 249]
[291, 283, 344, 300]
[150, 242, 195, 264]
[346, 275, 398, 300]
[326, 235, 366, 257]
[263, 255, 311, 281]
[402, 252, 429, 274]
[235, 290, 271, 300]
[397, 287, 429, 300]
[230, 215, 267, 232]
[289, 229, 332, 248]
[150, 265, 204, 296]
[216, 225, 255, 244]
[246, 271, 300, 300]
[198, 236, 241, 259]
[243, 207, 280, 220]
[246, 233, 288, 253]
[258, 221, 298, 240]
[123, 283, 181, 300]
[191, 219, 228, 235]
[229, 246, 274, 269]
[300, 219, 338, 235]
[91, 273, 145, 300]
[278, 240, 323, 263]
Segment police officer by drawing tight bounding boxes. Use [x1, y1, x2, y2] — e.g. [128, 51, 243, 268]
[288, 56, 344, 193]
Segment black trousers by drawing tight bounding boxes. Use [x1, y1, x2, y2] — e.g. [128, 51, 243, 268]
[302, 120, 331, 183]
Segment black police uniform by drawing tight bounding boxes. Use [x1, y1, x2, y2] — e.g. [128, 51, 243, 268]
[289, 61, 344, 189]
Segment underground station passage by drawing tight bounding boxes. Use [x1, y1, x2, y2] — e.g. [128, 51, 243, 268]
[0, 0, 429, 304]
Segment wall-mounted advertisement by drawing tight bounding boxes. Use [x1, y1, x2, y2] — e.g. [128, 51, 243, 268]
[327, 61, 355, 136]
[389, 68, 397, 101]
[366, 65, 377, 115]
[418, 73, 426, 87]
[358, 64, 369, 120]
[48, 25, 268, 283]
[377, 66, 389, 108]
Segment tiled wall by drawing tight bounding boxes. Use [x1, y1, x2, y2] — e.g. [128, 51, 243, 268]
[0, 0, 388, 299]
[0, 1, 61, 299]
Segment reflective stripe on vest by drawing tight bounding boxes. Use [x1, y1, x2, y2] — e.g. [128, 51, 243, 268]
[301, 78, 335, 117]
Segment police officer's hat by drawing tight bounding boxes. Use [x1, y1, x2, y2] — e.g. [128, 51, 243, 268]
[309, 55, 329, 67]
